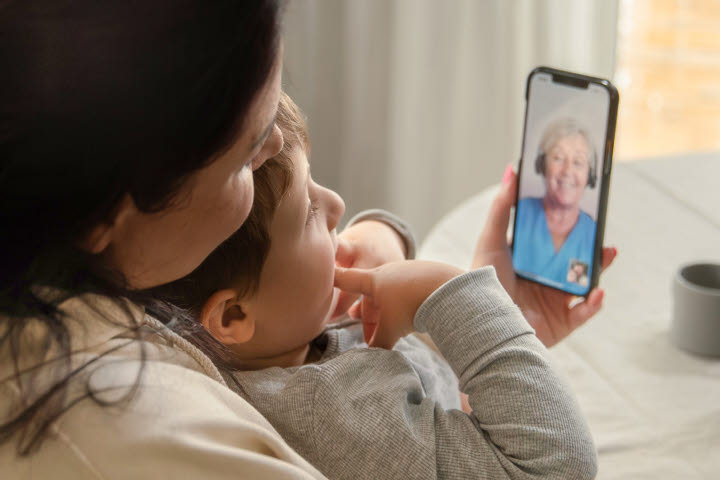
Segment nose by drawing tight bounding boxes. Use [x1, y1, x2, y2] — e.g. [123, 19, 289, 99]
[252, 124, 284, 171]
[559, 157, 573, 174]
[325, 188, 345, 231]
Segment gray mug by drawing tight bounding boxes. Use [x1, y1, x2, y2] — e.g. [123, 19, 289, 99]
[670, 263, 720, 357]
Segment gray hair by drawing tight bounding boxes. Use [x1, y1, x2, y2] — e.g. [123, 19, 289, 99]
[535, 117, 598, 188]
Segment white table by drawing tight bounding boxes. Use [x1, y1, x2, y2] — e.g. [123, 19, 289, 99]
[419, 152, 720, 479]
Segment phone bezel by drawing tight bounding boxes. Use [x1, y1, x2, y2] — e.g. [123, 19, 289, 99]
[512, 66, 619, 297]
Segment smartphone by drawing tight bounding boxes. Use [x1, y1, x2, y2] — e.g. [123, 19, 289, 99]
[511, 66, 618, 297]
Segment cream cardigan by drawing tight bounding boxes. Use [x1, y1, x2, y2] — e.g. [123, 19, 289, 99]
[0, 292, 326, 479]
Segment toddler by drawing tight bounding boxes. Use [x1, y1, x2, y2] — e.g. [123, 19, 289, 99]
[150, 93, 597, 480]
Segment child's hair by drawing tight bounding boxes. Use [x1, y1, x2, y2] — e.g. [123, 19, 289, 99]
[147, 91, 309, 316]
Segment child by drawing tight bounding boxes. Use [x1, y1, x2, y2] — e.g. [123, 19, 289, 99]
[150, 93, 597, 479]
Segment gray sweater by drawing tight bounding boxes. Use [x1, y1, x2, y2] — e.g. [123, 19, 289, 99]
[296, 322, 462, 411]
[224, 267, 598, 480]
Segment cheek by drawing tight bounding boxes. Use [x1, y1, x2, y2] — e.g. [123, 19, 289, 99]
[209, 166, 255, 238]
[186, 171, 254, 272]
[298, 235, 337, 313]
[572, 168, 587, 188]
[546, 163, 560, 178]
[545, 171, 557, 187]
[258, 240, 336, 345]
[264, 235, 336, 308]
[580, 169, 589, 186]
[229, 167, 255, 226]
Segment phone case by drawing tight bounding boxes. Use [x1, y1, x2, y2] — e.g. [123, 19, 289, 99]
[512, 66, 619, 297]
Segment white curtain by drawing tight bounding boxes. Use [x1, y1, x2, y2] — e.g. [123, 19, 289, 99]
[283, 0, 618, 241]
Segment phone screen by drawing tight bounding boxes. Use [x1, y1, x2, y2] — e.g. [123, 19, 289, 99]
[512, 70, 613, 296]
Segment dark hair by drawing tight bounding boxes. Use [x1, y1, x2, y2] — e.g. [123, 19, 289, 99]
[146, 92, 308, 368]
[0, 0, 285, 455]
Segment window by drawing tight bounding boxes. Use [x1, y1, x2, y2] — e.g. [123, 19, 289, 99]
[614, 0, 720, 159]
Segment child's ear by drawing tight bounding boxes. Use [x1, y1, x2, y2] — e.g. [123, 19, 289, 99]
[200, 289, 255, 346]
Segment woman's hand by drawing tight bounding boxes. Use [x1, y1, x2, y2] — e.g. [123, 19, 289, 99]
[333, 261, 464, 349]
[472, 165, 617, 347]
[332, 220, 407, 318]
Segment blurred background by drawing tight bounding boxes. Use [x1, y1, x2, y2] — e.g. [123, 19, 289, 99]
[281, 0, 720, 241]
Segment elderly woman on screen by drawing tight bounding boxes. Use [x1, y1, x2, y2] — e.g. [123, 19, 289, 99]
[513, 117, 598, 294]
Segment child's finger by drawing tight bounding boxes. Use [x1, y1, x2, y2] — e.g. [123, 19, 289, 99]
[363, 318, 377, 345]
[348, 301, 361, 319]
[334, 266, 375, 296]
[367, 320, 396, 350]
[332, 290, 359, 318]
[360, 298, 380, 344]
[335, 239, 356, 268]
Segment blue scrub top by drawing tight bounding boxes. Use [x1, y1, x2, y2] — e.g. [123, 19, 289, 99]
[513, 197, 596, 295]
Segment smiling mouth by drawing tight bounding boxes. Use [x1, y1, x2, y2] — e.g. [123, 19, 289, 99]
[554, 179, 577, 190]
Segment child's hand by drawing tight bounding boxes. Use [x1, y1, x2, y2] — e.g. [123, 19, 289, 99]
[333, 261, 464, 349]
[332, 221, 407, 319]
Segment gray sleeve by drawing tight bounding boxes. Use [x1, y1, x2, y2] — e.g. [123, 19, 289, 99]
[413, 267, 598, 479]
[230, 268, 596, 480]
[393, 334, 461, 411]
[310, 267, 596, 480]
[343, 209, 416, 259]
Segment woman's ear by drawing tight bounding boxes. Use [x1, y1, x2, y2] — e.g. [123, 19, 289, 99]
[79, 194, 138, 254]
[200, 289, 255, 346]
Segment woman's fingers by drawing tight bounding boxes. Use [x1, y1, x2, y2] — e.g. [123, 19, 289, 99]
[484, 166, 517, 245]
[564, 249, 615, 329]
[600, 246, 618, 272]
[566, 250, 614, 328]
[472, 165, 517, 272]
[568, 288, 605, 329]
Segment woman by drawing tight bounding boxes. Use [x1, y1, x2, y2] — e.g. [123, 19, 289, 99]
[513, 118, 599, 295]
[1, 2, 328, 477]
[0, 2, 614, 478]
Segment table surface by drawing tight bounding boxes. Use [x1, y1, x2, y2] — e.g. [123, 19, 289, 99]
[418, 152, 720, 479]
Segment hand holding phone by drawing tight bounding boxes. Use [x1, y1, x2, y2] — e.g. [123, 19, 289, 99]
[472, 165, 618, 347]
[511, 67, 618, 297]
